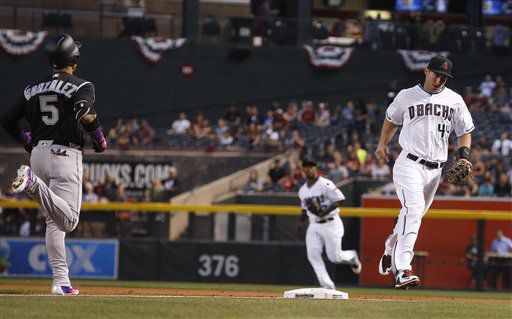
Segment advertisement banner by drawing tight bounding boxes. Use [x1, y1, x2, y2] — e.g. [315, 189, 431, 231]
[0, 237, 118, 279]
[83, 161, 175, 198]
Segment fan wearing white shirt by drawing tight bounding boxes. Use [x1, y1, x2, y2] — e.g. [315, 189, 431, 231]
[171, 112, 191, 134]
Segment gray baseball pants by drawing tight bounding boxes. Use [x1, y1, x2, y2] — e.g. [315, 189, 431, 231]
[26, 142, 83, 286]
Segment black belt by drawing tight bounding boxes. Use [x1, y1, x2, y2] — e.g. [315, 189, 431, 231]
[317, 217, 334, 224]
[407, 153, 444, 169]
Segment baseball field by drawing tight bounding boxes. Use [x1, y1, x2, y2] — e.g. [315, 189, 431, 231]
[1, 278, 511, 319]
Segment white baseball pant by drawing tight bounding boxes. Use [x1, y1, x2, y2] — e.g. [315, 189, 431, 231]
[306, 215, 357, 289]
[386, 151, 442, 274]
[26, 142, 83, 286]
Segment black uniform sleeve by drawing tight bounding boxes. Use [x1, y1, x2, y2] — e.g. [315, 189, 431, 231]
[72, 82, 98, 123]
[0, 95, 27, 143]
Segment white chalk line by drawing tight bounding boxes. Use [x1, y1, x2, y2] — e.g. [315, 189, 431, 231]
[0, 294, 411, 302]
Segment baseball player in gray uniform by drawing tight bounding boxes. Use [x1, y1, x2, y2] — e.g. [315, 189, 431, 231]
[0, 33, 107, 295]
[297, 160, 362, 290]
[375, 56, 474, 289]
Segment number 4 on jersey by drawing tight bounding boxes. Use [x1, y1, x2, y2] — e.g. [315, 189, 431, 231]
[437, 124, 450, 139]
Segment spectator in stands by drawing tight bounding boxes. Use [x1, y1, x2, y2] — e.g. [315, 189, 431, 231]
[116, 122, 132, 150]
[493, 83, 509, 108]
[354, 142, 368, 167]
[284, 100, 299, 124]
[345, 145, 360, 175]
[215, 118, 230, 137]
[491, 132, 512, 157]
[82, 169, 92, 194]
[371, 158, 391, 179]
[138, 119, 155, 145]
[366, 99, 380, 134]
[224, 104, 241, 123]
[328, 152, 349, 183]
[316, 102, 330, 128]
[473, 134, 491, 156]
[472, 154, 487, 183]
[193, 117, 213, 140]
[284, 130, 304, 152]
[108, 119, 126, 146]
[161, 167, 179, 195]
[83, 182, 99, 203]
[360, 153, 376, 177]
[247, 122, 262, 149]
[494, 173, 512, 197]
[244, 106, 263, 126]
[465, 235, 479, 288]
[479, 75, 496, 98]
[329, 104, 343, 126]
[219, 131, 234, 148]
[300, 100, 316, 124]
[489, 230, 512, 290]
[463, 86, 477, 107]
[263, 110, 274, 128]
[263, 125, 280, 152]
[341, 100, 356, 127]
[321, 142, 336, 166]
[478, 176, 495, 196]
[171, 112, 191, 134]
[268, 159, 286, 191]
[272, 108, 288, 131]
[244, 170, 264, 193]
[127, 118, 141, 145]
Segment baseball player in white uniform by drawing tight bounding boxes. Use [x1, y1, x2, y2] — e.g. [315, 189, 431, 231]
[375, 56, 474, 289]
[297, 160, 362, 290]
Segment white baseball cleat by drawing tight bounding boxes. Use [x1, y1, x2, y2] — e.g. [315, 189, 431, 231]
[12, 165, 33, 193]
[394, 270, 420, 290]
[51, 285, 80, 296]
[378, 254, 392, 275]
[350, 256, 362, 274]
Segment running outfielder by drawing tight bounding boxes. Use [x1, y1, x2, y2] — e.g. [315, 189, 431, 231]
[297, 160, 362, 290]
[0, 33, 107, 295]
[375, 56, 474, 289]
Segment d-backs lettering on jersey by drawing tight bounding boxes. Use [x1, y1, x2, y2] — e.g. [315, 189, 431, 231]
[386, 85, 474, 162]
[298, 176, 345, 223]
[23, 72, 96, 148]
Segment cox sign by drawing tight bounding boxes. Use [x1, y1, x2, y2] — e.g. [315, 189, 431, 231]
[0, 237, 118, 279]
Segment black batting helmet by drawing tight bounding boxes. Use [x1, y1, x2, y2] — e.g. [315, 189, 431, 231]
[45, 33, 81, 68]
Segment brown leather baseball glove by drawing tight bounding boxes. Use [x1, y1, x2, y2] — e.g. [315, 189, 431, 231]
[446, 159, 473, 184]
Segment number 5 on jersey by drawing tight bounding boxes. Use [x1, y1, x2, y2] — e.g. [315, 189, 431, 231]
[40, 95, 59, 125]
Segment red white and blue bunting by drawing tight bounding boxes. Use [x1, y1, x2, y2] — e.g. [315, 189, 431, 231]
[0, 29, 48, 57]
[303, 45, 354, 70]
[397, 50, 449, 71]
[131, 36, 186, 65]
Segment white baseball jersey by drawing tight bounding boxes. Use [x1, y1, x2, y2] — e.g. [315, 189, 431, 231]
[298, 176, 345, 223]
[385, 85, 474, 162]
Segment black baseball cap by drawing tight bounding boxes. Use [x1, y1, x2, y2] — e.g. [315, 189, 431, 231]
[302, 160, 317, 167]
[427, 55, 453, 78]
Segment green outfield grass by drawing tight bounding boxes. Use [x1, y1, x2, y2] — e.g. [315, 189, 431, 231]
[1, 278, 511, 319]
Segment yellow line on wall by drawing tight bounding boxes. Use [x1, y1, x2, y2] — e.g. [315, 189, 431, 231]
[1, 199, 510, 220]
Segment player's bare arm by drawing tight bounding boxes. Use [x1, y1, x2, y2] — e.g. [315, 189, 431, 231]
[375, 119, 399, 162]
